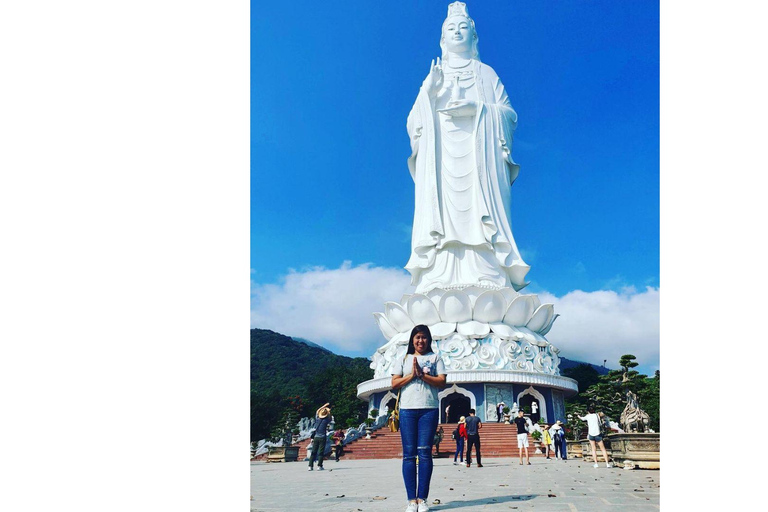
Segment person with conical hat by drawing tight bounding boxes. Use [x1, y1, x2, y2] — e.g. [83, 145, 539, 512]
[307, 402, 332, 471]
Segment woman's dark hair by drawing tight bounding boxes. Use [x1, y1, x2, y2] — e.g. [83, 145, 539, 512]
[406, 324, 433, 354]
[587, 404, 596, 414]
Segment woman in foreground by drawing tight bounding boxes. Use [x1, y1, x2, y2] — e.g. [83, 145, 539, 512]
[391, 325, 447, 512]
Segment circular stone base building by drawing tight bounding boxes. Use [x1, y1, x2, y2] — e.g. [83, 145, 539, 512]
[357, 287, 578, 424]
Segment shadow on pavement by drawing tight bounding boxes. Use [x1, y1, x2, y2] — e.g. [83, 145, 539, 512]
[433, 494, 538, 509]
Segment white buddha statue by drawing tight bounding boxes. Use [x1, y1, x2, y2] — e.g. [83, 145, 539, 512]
[405, 2, 530, 294]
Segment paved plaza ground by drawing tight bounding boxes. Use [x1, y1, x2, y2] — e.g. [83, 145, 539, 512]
[251, 456, 660, 511]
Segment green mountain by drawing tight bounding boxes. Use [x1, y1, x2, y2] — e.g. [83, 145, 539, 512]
[250, 328, 373, 442]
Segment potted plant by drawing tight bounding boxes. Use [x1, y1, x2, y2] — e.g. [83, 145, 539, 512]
[502, 406, 511, 424]
[530, 428, 543, 453]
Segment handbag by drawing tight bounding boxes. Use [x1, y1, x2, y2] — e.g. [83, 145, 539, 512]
[387, 352, 410, 433]
[388, 389, 401, 432]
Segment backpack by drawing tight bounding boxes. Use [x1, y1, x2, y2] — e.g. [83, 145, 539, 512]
[599, 415, 609, 436]
[451, 428, 459, 440]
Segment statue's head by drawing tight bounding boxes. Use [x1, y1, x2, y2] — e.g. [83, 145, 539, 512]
[441, 1, 479, 61]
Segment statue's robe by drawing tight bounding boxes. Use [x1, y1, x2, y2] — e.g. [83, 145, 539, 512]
[405, 60, 530, 293]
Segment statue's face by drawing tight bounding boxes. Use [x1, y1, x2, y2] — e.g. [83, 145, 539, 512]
[443, 15, 474, 53]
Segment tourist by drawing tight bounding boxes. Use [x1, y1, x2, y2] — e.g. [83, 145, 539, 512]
[434, 426, 444, 457]
[549, 421, 562, 459]
[445, 404, 451, 423]
[531, 401, 539, 422]
[391, 325, 447, 512]
[541, 423, 553, 459]
[496, 402, 505, 423]
[307, 403, 332, 471]
[551, 420, 568, 461]
[464, 409, 482, 468]
[453, 416, 467, 465]
[578, 405, 613, 468]
[513, 409, 530, 465]
[332, 428, 345, 462]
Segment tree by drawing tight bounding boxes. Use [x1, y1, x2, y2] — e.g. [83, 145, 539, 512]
[565, 355, 660, 432]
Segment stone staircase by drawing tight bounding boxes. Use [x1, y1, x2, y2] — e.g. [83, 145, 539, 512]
[300, 423, 549, 461]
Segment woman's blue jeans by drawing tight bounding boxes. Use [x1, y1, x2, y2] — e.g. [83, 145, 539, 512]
[399, 408, 439, 501]
[453, 436, 465, 462]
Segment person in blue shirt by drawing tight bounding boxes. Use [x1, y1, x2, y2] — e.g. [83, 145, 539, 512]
[307, 403, 332, 471]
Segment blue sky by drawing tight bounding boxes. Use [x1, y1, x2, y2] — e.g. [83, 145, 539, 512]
[252, 1, 659, 374]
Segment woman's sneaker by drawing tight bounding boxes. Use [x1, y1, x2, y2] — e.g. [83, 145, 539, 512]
[417, 502, 430, 512]
[593, 463, 599, 468]
[405, 502, 418, 512]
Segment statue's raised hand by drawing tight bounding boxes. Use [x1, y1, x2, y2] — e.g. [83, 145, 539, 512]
[437, 99, 478, 118]
[422, 57, 443, 98]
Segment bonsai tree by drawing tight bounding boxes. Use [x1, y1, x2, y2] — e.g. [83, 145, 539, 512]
[369, 408, 379, 419]
[364, 417, 374, 428]
[531, 430, 542, 441]
[502, 406, 510, 415]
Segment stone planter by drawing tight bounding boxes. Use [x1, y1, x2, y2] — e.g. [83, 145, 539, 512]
[605, 433, 660, 469]
[266, 446, 300, 462]
[566, 440, 582, 458]
[503, 414, 511, 424]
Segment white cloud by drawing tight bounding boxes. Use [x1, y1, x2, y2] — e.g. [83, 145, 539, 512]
[538, 287, 659, 373]
[252, 264, 659, 372]
[251, 262, 413, 355]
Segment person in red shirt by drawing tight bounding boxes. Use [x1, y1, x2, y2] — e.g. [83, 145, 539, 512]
[453, 416, 468, 465]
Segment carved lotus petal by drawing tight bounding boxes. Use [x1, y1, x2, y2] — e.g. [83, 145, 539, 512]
[503, 295, 536, 326]
[430, 322, 457, 339]
[519, 327, 548, 347]
[407, 294, 441, 325]
[526, 304, 555, 333]
[426, 288, 443, 308]
[489, 322, 523, 338]
[457, 320, 490, 338]
[438, 290, 472, 323]
[374, 312, 399, 340]
[461, 286, 485, 307]
[538, 313, 560, 336]
[528, 294, 542, 310]
[392, 331, 410, 345]
[473, 290, 507, 322]
[516, 327, 538, 346]
[400, 294, 412, 307]
[384, 301, 415, 332]
[500, 287, 519, 304]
